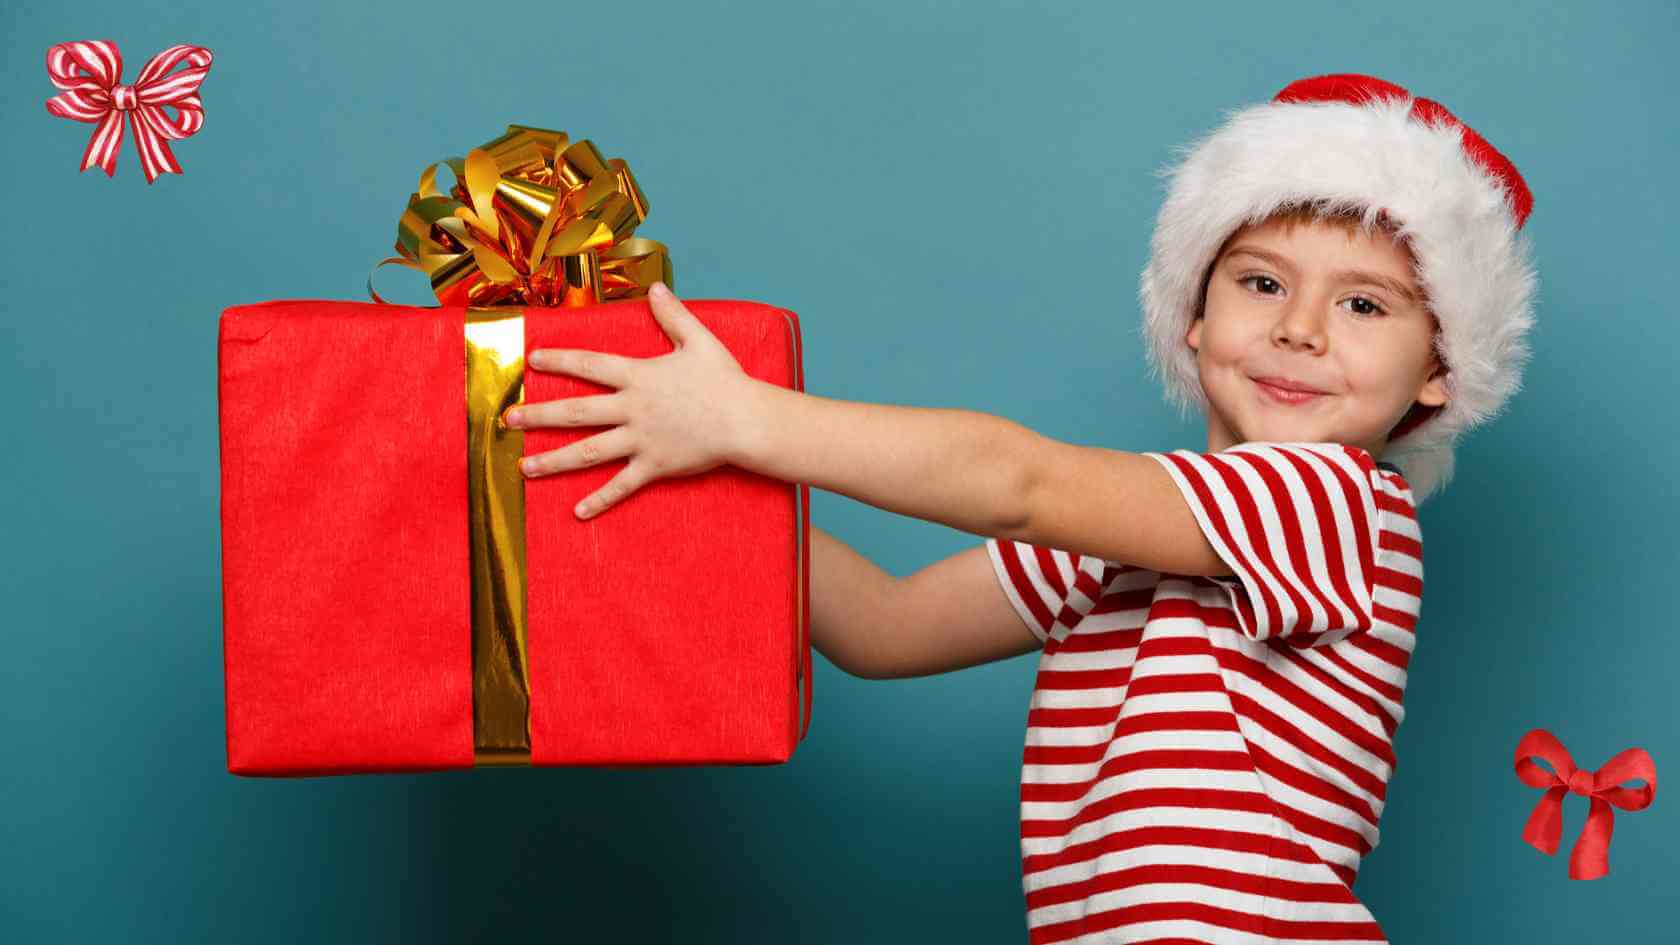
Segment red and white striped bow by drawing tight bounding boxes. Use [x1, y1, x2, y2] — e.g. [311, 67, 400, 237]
[44, 40, 213, 184]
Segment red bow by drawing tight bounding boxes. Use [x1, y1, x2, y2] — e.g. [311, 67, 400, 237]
[1513, 728, 1656, 880]
[44, 40, 213, 183]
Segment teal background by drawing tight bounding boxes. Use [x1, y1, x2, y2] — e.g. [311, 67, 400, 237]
[3, 0, 1675, 941]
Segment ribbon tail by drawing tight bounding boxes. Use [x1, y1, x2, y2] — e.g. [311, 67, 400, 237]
[1521, 786, 1566, 856]
[1567, 796, 1615, 881]
[83, 109, 124, 176]
[131, 107, 181, 184]
[368, 257, 424, 305]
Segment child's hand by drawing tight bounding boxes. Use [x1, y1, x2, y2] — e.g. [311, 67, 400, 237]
[505, 282, 756, 520]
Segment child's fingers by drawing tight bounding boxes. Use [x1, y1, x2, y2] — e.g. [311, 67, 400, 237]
[527, 347, 632, 389]
[647, 282, 707, 347]
[572, 459, 656, 520]
[503, 393, 625, 430]
[520, 427, 635, 478]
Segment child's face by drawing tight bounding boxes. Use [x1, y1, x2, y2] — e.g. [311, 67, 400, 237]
[1185, 215, 1449, 458]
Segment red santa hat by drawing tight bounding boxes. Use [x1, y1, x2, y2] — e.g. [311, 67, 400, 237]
[1139, 73, 1538, 503]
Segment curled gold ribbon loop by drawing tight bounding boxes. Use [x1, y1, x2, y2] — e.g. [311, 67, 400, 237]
[372, 124, 674, 307]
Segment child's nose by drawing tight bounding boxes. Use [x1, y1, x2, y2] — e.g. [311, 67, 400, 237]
[1271, 303, 1328, 350]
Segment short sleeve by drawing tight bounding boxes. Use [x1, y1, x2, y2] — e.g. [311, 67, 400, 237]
[1140, 442, 1401, 646]
[985, 537, 1108, 647]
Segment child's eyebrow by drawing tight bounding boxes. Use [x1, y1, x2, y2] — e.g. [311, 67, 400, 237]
[1224, 246, 1422, 304]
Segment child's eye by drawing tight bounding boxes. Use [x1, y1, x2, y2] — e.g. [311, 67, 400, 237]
[1238, 275, 1282, 295]
[1339, 296, 1387, 317]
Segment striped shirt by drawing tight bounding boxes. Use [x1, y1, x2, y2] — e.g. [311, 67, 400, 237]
[985, 442, 1422, 945]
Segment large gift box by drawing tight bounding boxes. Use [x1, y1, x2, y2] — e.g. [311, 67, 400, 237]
[217, 126, 812, 776]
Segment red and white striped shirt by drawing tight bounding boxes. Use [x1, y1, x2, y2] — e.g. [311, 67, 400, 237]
[986, 442, 1422, 945]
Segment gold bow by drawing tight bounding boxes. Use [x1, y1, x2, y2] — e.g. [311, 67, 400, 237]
[370, 124, 672, 307]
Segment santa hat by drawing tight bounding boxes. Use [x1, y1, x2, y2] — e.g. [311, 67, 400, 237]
[1138, 73, 1538, 503]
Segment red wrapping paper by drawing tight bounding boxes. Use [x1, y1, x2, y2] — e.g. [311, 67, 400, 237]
[219, 298, 811, 776]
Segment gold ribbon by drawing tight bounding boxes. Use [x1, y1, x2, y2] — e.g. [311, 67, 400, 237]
[371, 125, 674, 764]
[370, 124, 672, 308]
[466, 309, 532, 765]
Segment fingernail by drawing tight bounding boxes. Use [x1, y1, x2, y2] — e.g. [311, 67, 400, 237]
[505, 408, 522, 426]
[651, 281, 669, 298]
[520, 458, 536, 475]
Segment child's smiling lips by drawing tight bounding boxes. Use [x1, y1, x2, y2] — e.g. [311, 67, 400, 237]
[1253, 375, 1329, 404]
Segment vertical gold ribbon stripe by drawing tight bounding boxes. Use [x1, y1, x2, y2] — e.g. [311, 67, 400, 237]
[465, 308, 531, 765]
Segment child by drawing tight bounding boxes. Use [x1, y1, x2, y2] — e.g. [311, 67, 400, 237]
[504, 73, 1537, 944]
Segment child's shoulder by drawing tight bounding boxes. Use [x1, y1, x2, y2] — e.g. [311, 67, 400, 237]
[1219, 440, 1417, 508]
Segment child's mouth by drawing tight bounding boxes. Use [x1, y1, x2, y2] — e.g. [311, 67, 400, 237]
[1254, 378, 1326, 405]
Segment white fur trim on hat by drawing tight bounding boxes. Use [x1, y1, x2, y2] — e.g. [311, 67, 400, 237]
[1138, 91, 1539, 503]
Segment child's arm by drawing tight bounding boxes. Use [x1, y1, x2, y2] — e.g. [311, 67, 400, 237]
[735, 382, 1229, 578]
[733, 386, 1033, 540]
[810, 527, 1040, 679]
[512, 284, 1228, 578]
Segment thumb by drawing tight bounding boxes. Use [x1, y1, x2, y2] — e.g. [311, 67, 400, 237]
[647, 282, 703, 347]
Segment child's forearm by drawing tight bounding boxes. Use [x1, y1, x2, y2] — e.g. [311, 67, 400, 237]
[728, 378, 1035, 539]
